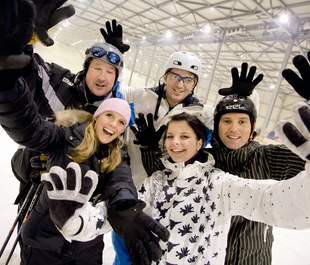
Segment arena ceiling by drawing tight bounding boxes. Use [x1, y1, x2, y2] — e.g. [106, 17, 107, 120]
[53, 0, 310, 134]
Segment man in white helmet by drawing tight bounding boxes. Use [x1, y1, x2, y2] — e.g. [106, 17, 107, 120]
[113, 51, 212, 265]
[123, 51, 211, 186]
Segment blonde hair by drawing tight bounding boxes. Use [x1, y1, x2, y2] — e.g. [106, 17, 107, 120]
[69, 119, 122, 173]
[54, 109, 122, 173]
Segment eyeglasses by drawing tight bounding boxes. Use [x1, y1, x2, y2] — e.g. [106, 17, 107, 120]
[89, 46, 121, 66]
[168, 71, 196, 86]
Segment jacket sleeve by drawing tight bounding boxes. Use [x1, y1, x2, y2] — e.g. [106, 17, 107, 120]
[0, 77, 66, 154]
[264, 144, 306, 180]
[102, 146, 138, 210]
[222, 163, 310, 229]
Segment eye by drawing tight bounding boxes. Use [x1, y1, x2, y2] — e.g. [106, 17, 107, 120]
[180, 135, 189, 139]
[119, 120, 126, 126]
[105, 113, 113, 117]
[166, 135, 173, 139]
[239, 120, 248, 125]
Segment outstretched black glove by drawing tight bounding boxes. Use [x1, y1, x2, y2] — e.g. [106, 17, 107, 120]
[108, 200, 170, 265]
[219, 62, 264, 96]
[130, 113, 167, 148]
[0, 0, 35, 69]
[100, 19, 130, 54]
[282, 51, 310, 101]
[41, 162, 98, 229]
[32, 0, 75, 46]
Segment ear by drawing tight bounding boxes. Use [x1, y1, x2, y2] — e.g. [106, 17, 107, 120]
[197, 139, 203, 150]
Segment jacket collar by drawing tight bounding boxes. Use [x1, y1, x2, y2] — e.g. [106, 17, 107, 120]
[210, 139, 259, 172]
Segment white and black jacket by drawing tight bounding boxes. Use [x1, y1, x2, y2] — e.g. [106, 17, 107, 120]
[138, 152, 310, 265]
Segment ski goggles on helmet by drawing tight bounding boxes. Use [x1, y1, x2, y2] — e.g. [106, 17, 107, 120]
[89, 46, 121, 66]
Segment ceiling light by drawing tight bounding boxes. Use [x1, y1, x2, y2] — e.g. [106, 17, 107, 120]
[269, 84, 275, 90]
[165, 30, 172, 38]
[201, 24, 211, 34]
[278, 12, 289, 25]
[170, 17, 175, 22]
[142, 36, 146, 40]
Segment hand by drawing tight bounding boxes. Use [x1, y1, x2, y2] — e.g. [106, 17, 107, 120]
[0, 0, 34, 69]
[282, 51, 310, 100]
[32, 0, 75, 46]
[41, 162, 98, 229]
[276, 101, 310, 162]
[130, 113, 167, 148]
[108, 200, 170, 265]
[100, 19, 130, 54]
[30, 154, 48, 174]
[219, 62, 264, 96]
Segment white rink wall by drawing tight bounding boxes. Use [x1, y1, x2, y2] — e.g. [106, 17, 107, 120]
[0, 43, 310, 265]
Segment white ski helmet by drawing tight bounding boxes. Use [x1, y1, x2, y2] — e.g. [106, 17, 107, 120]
[165, 51, 202, 86]
[84, 42, 123, 75]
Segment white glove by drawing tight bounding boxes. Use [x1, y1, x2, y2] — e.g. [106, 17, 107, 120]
[41, 162, 98, 233]
[276, 101, 310, 162]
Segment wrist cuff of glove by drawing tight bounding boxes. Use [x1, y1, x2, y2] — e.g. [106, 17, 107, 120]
[60, 202, 109, 242]
[108, 189, 138, 211]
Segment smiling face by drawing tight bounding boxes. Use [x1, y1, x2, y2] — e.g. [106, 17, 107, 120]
[94, 111, 127, 144]
[164, 68, 196, 107]
[218, 112, 252, 150]
[164, 120, 203, 163]
[85, 59, 117, 97]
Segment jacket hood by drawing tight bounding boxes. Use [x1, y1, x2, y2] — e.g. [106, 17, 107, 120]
[54, 109, 93, 128]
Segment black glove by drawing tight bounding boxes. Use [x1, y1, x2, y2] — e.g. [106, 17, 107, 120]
[108, 200, 170, 265]
[130, 113, 167, 148]
[41, 162, 98, 229]
[32, 0, 75, 46]
[100, 19, 130, 54]
[282, 51, 310, 100]
[219, 62, 264, 96]
[30, 154, 48, 174]
[0, 0, 35, 69]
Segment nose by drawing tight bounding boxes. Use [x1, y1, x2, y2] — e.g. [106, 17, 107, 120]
[97, 71, 106, 81]
[229, 121, 240, 131]
[176, 80, 185, 88]
[171, 137, 181, 145]
[110, 118, 118, 128]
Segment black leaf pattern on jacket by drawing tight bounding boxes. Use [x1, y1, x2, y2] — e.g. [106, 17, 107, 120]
[176, 247, 190, 259]
[178, 224, 192, 236]
[180, 204, 194, 215]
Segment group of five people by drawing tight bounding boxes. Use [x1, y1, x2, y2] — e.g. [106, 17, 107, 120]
[0, 0, 309, 265]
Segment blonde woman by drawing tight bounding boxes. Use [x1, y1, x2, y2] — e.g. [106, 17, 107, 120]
[0, 81, 169, 265]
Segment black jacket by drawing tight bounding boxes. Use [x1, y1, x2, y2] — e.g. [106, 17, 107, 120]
[10, 50, 120, 184]
[0, 77, 137, 252]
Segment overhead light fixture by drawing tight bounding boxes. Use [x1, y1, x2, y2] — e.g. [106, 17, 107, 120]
[142, 36, 146, 40]
[165, 30, 172, 38]
[201, 24, 211, 34]
[278, 11, 290, 25]
[170, 17, 175, 22]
